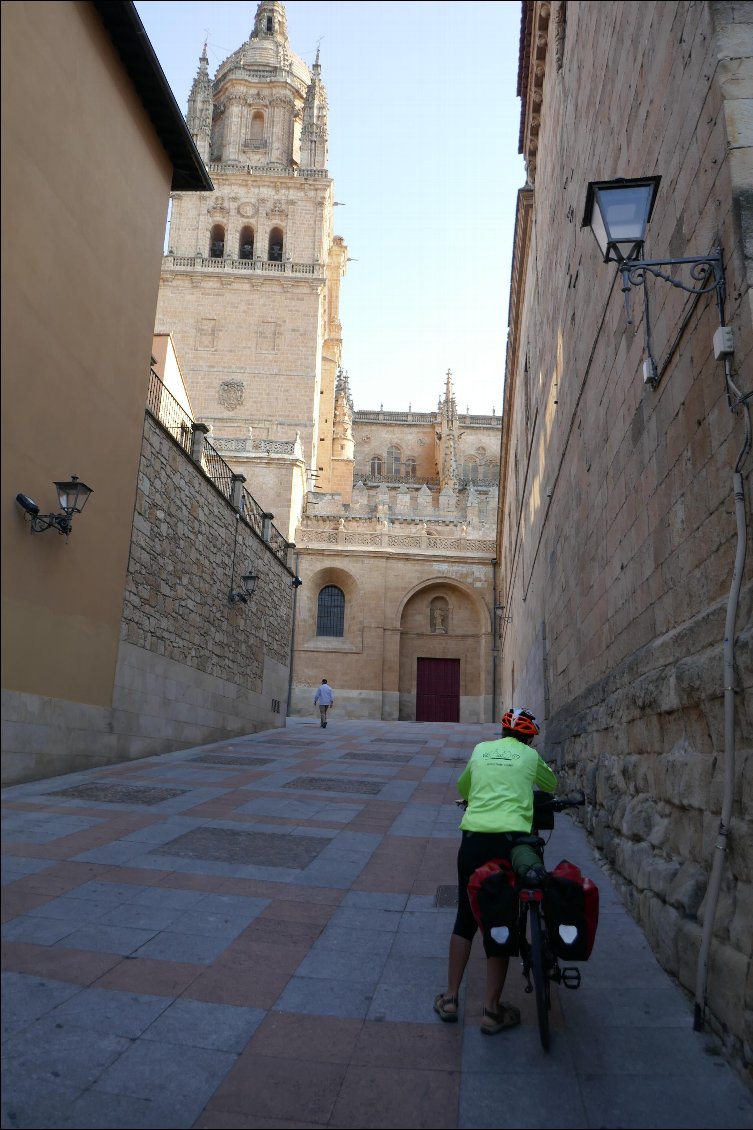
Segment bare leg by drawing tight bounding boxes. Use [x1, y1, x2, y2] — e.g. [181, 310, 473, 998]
[446, 933, 472, 998]
[485, 956, 509, 1012]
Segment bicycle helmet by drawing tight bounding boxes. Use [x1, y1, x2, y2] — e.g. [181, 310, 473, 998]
[501, 707, 540, 736]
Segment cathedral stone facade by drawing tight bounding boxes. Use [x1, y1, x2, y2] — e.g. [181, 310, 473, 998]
[155, 2, 502, 725]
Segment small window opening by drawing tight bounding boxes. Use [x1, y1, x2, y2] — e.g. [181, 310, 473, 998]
[268, 226, 283, 261]
[239, 226, 254, 259]
[209, 223, 225, 258]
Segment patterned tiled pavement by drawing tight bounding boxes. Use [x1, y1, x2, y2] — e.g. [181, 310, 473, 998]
[2, 718, 752, 1129]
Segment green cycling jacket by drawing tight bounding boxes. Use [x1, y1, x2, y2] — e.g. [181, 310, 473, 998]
[457, 736, 557, 833]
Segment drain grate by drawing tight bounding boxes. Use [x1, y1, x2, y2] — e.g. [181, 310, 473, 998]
[51, 783, 188, 806]
[283, 775, 384, 795]
[153, 826, 326, 868]
[434, 885, 459, 908]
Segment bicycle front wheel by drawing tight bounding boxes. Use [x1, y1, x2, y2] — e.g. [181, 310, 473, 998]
[529, 902, 550, 1050]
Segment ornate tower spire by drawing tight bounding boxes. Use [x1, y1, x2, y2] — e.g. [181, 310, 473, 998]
[186, 41, 212, 163]
[438, 368, 459, 489]
[250, 1, 290, 46]
[301, 45, 329, 170]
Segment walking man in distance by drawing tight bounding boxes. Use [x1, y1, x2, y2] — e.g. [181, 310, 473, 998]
[314, 679, 334, 727]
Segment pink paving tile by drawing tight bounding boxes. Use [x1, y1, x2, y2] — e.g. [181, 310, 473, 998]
[246, 1012, 363, 1064]
[329, 1064, 460, 1129]
[94, 955, 204, 996]
[240, 916, 323, 947]
[350, 1020, 462, 1072]
[206, 1053, 348, 1124]
[256, 899, 336, 926]
[184, 945, 305, 1008]
[1, 887, 58, 923]
[194, 1112, 325, 1129]
[2, 941, 122, 984]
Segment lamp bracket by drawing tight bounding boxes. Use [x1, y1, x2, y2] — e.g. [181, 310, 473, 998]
[29, 513, 72, 536]
[620, 249, 724, 301]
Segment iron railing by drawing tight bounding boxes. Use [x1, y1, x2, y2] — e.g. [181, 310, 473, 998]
[146, 370, 290, 567]
[147, 369, 193, 455]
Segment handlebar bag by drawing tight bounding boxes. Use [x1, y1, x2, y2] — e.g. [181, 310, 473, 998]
[545, 859, 599, 960]
[468, 858, 520, 957]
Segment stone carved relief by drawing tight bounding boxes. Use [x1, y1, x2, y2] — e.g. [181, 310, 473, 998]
[218, 380, 245, 410]
[430, 596, 450, 634]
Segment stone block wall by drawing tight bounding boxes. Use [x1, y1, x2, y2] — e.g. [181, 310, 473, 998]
[118, 413, 293, 747]
[499, 0, 752, 1066]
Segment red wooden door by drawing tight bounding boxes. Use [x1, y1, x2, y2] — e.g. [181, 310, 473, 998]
[415, 657, 460, 722]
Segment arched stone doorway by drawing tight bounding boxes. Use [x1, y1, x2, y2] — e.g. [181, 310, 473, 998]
[398, 580, 488, 722]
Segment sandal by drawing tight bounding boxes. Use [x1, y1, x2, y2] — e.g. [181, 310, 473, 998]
[481, 1002, 521, 1035]
[433, 993, 459, 1023]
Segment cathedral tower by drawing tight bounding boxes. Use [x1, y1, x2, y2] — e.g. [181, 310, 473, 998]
[155, 1, 346, 539]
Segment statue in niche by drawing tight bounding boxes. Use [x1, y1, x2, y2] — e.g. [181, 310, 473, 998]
[431, 606, 448, 634]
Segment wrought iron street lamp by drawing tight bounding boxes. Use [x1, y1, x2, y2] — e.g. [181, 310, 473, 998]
[16, 474, 94, 536]
[582, 176, 727, 384]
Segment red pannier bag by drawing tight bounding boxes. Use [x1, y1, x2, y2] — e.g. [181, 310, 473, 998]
[467, 858, 520, 957]
[545, 859, 599, 960]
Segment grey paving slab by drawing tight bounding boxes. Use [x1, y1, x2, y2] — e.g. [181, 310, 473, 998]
[91, 1038, 236, 1109]
[127, 886, 207, 909]
[1, 973, 80, 1040]
[25, 894, 114, 922]
[1, 1078, 86, 1130]
[2, 814, 105, 843]
[132, 929, 234, 964]
[141, 998, 265, 1052]
[314, 924, 398, 960]
[3, 1018, 131, 1090]
[341, 890, 409, 911]
[47, 988, 170, 1038]
[2, 916, 80, 946]
[327, 905, 403, 932]
[295, 943, 387, 987]
[71, 842, 163, 865]
[389, 804, 443, 836]
[459, 1068, 588, 1129]
[42, 1090, 187, 1130]
[579, 1068, 753, 1129]
[55, 921, 161, 955]
[274, 974, 375, 1019]
[368, 975, 447, 1023]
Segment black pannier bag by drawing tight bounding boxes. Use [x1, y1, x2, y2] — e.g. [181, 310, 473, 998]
[544, 859, 599, 960]
[468, 858, 520, 957]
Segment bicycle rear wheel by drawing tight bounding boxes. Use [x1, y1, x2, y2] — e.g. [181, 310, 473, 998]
[529, 902, 550, 1050]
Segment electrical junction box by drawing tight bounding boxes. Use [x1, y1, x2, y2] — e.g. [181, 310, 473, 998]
[713, 326, 734, 358]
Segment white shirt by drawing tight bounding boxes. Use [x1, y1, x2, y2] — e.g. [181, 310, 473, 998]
[314, 684, 334, 706]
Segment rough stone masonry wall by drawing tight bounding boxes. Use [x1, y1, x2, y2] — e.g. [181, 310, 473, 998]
[115, 413, 293, 755]
[499, 1, 752, 1066]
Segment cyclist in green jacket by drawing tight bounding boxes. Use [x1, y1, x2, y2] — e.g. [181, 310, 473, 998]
[434, 707, 557, 1035]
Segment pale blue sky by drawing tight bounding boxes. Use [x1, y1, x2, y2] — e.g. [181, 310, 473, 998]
[135, 1, 527, 414]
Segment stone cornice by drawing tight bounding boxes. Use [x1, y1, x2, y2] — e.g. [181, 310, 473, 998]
[497, 185, 534, 567]
[517, 0, 551, 183]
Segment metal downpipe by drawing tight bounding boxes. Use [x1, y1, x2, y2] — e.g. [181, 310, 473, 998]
[693, 469, 747, 1030]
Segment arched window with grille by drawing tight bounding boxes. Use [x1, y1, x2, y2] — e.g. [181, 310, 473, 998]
[268, 225, 284, 261]
[386, 445, 401, 476]
[317, 585, 345, 637]
[209, 223, 225, 258]
[370, 454, 383, 477]
[404, 457, 417, 479]
[238, 225, 254, 259]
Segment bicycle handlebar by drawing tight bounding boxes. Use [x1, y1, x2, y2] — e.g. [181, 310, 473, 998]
[535, 791, 586, 811]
